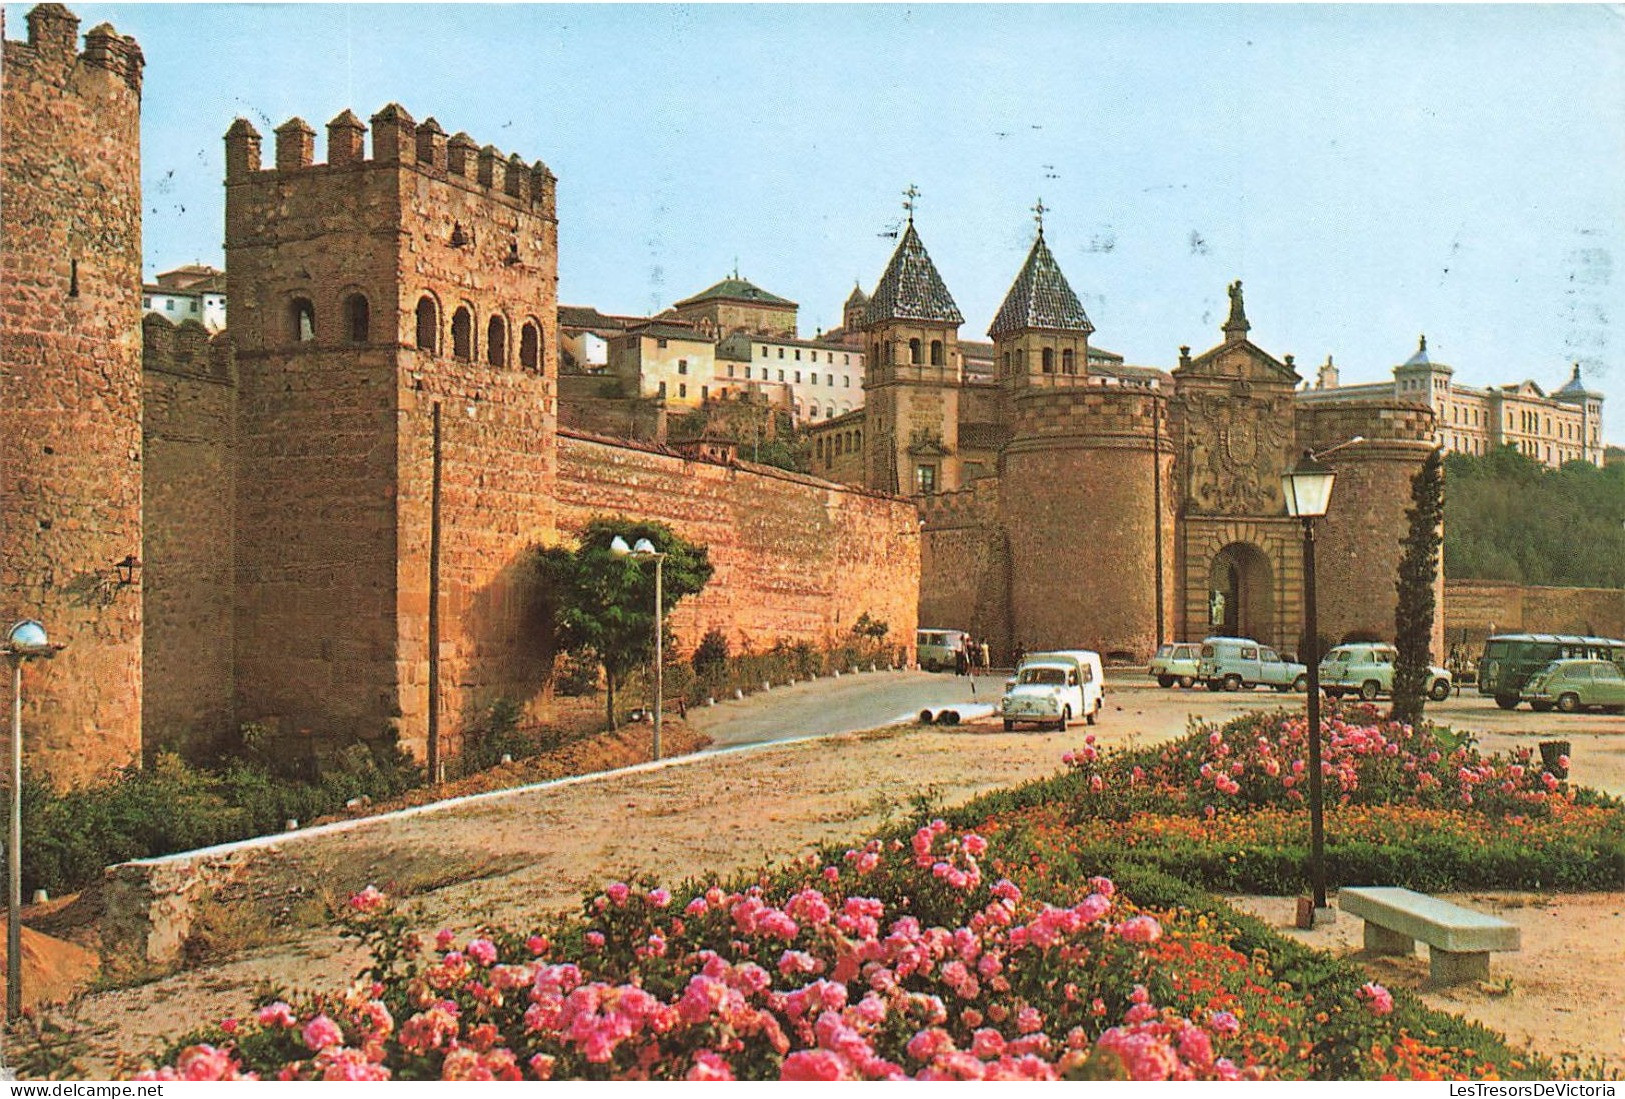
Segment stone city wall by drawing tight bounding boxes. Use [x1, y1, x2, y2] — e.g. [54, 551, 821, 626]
[141, 320, 237, 759]
[555, 431, 920, 658]
[1443, 580, 1625, 646]
[918, 480, 1006, 655]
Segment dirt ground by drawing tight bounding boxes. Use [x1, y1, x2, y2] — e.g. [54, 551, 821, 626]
[31, 686, 1625, 1077]
[1227, 892, 1625, 1074]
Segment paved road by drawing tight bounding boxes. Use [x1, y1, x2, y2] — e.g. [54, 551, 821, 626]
[685, 669, 1010, 749]
[686, 669, 1625, 795]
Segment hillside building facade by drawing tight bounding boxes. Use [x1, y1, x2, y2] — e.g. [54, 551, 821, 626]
[1301, 337, 1605, 469]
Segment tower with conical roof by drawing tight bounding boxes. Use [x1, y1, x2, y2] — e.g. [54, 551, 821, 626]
[988, 203, 1094, 390]
[1552, 361, 1605, 465]
[995, 207, 1174, 660]
[860, 188, 965, 495]
[842, 282, 868, 335]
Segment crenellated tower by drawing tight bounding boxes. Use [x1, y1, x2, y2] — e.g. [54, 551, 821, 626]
[861, 198, 964, 496]
[224, 104, 559, 765]
[1, 5, 145, 786]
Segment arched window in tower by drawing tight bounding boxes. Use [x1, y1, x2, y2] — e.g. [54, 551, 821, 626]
[452, 307, 473, 361]
[344, 293, 370, 345]
[415, 296, 439, 353]
[520, 321, 541, 371]
[487, 315, 507, 368]
[290, 297, 316, 343]
[1002, 351, 1011, 376]
[909, 338, 922, 364]
[1041, 347, 1055, 373]
[930, 340, 943, 366]
[1061, 348, 1075, 374]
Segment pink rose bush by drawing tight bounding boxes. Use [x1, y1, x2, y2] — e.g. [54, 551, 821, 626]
[137, 845, 1271, 1082]
[1063, 705, 1579, 818]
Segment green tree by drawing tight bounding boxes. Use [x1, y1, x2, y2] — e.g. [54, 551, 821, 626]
[533, 519, 713, 729]
[1392, 449, 1444, 723]
[1442, 447, 1625, 587]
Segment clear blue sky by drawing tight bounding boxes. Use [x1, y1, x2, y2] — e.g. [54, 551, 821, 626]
[21, 3, 1625, 445]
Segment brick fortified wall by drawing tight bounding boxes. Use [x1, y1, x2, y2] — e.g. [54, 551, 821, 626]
[918, 481, 1008, 657]
[1001, 389, 1175, 661]
[1443, 580, 1625, 647]
[141, 317, 236, 758]
[555, 431, 919, 657]
[1, 6, 145, 785]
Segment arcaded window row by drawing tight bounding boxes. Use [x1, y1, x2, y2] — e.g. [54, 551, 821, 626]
[282, 292, 544, 372]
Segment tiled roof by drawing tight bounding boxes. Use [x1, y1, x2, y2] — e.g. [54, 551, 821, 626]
[674, 277, 797, 310]
[623, 322, 714, 344]
[988, 232, 1093, 338]
[1554, 362, 1601, 400]
[863, 223, 964, 327]
[1400, 334, 1446, 369]
[559, 305, 642, 332]
[845, 283, 869, 306]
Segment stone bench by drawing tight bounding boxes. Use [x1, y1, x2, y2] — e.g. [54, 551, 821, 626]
[1340, 886, 1521, 986]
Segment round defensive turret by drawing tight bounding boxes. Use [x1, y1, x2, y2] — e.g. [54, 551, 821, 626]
[1000, 387, 1175, 661]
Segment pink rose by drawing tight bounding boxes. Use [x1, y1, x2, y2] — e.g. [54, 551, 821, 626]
[348, 885, 386, 913]
[256, 1001, 298, 1028]
[1358, 982, 1394, 1016]
[302, 1014, 345, 1051]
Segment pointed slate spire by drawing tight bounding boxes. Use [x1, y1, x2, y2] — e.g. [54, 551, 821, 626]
[845, 281, 869, 308]
[988, 230, 1093, 338]
[863, 222, 964, 327]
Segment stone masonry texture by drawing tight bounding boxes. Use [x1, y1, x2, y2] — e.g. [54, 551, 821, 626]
[141, 319, 236, 759]
[555, 431, 920, 658]
[1, 6, 145, 786]
[224, 105, 559, 762]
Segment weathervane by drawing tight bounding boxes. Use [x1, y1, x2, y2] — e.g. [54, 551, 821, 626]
[1032, 197, 1048, 236]
[903, 184, 920, 223]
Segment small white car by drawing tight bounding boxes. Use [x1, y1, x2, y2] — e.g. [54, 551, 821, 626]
[1319, 642, 1452, 702]
[1001, 650, 1105, 731]
[1149, 643, 1202, 688]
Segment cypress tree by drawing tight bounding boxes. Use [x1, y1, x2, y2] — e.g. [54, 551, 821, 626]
[1392, 448, 1445, 723]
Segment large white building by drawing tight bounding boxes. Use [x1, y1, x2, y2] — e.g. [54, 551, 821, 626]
[1300, 336, 1606, 468]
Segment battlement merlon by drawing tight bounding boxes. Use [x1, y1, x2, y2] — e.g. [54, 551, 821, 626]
[6, 6, 143, 92]
[223, 105, 557, 218]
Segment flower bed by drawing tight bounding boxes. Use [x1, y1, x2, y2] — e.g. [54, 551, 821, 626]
[130, 709, 1622, 1081]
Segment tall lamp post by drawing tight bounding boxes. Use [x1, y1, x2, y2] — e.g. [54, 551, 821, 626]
[1282, 452, 1337, 926]
[610, 536, 667, 762]
[3, 620, 62, 1021]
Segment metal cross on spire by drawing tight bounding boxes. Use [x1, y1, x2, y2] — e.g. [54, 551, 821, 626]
[902, 183, 920, 223]
[1032, 197, 1048, 236]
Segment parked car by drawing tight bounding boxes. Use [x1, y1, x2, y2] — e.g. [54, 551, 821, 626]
[1319, 642, 1452, 702]
[1149, 643, 1201, 688]
[1196, 637, 1307, 692]
[1001, 650, 1105, 731]
[916, 628, 969, 672]
[1519, 658, 1625, 714]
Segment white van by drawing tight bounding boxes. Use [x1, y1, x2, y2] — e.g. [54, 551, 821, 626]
[916, 628, 969, 672]
[1000, 650, 1105, 731]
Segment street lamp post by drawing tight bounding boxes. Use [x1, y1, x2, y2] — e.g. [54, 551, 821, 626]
[3, 620, 62, 1022]
[1282, 452, 1338, 926]
[611, 536, 667, 762]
